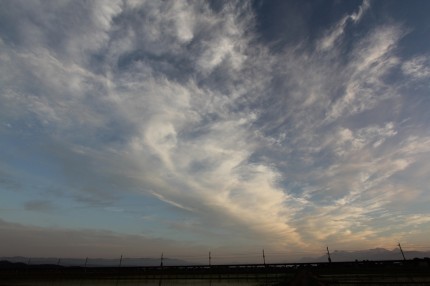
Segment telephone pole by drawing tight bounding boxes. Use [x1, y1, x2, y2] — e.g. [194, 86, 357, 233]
[398, 243, 406, 260]
[262, 249, 266, 266]
[326, 246, 332, 263]
[84, 257, 88, 271]
[119, 254, 123, 267]
[209, 251, 212, 267]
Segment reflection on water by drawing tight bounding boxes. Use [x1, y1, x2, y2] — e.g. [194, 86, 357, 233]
[2, 278, 273, 286]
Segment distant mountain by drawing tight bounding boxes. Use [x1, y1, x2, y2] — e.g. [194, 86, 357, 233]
[0, 260, 28, 268]
[0, 256, 195, 267]
[299, 248, 430, 263]
[3, 249, 430, 267]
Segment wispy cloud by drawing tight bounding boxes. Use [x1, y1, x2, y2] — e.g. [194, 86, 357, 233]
[1, 0, 429, 258]
[317, 0, 370, 51]
[402, 55, 430, 79]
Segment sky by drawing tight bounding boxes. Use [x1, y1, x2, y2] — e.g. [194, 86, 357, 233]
[1, 0, 430, 263]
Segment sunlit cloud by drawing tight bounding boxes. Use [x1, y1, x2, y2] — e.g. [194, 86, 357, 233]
[1, 0, 429, 260]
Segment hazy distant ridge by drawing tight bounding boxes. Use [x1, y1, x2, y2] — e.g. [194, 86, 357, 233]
[300, 248, 430, 263]
[0, 256, 193, 267]
[2, 248, 430, 266]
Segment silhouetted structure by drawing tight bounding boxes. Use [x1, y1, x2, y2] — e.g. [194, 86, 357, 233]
[326, 246, 332, 263]
[398, 243, 406, 260]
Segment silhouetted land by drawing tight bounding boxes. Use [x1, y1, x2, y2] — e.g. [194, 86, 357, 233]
[1, 259, 430, 285]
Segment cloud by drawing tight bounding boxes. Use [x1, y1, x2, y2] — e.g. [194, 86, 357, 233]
[317, 0, 370, 51]
[402, 55, 430, 79]
[289, 130, 430, 247]
[333, 122, 397, 156]
[1, 0, 430, 258]
[325, 25, 404, 122]
[1, 0, 299, 250]
[24, 200, 56, 212]
[0, 218, 203, 259]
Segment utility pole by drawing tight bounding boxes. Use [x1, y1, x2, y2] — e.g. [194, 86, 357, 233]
[119, 254, 123, 267]
[262, 249, 266, 266]
[84, 257, 88, 270]
[160, 253, 164, 268]
[209, 251, 212, 267]
[398, 243, 406, 260]
[326, 246, 332, 263]
[57, 258, 61, 266]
